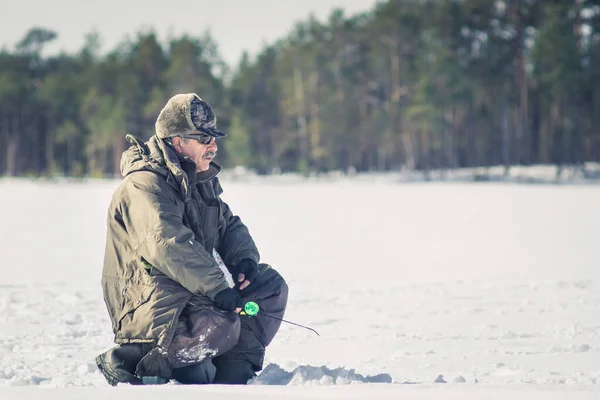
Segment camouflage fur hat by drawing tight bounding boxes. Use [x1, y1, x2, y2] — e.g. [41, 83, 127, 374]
[155, 93, 227, 139]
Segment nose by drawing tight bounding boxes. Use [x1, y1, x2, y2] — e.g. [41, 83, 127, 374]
[207, 139, 217, 151]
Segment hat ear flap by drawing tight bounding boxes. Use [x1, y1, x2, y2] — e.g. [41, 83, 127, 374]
[156, 93, 197, 138]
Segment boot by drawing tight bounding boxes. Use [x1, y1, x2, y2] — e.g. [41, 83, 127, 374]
[95, 344, 145, 386]
[135, 346, 173, 384]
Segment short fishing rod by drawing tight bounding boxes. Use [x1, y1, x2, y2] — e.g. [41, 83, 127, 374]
[241, 301, 320, 336]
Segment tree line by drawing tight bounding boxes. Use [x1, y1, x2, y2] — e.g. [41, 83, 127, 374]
[1, 0, 599, 177]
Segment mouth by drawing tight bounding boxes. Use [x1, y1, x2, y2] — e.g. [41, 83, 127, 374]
[202, 151, 217, 160]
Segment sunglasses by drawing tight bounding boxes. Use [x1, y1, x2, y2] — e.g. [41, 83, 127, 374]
[180, 134, 214, 145]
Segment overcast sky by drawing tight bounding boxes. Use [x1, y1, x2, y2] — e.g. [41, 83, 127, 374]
[0, 0, 380, 66]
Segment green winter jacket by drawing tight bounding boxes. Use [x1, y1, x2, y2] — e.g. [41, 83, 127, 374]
[101, 134, 259, 349]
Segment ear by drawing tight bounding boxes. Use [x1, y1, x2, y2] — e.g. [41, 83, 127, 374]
[172, 136, 184, 153]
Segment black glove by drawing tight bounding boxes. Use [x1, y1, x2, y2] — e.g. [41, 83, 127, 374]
[230, 258, 260, 289]
[213, 287, 243, 312]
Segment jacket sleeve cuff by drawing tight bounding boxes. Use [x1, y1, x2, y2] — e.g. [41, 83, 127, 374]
[233, 251, 260, 267]
[205, 281, 231, 301]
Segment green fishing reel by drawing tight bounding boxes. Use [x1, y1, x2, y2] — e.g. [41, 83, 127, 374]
[244, 301, 260, 317]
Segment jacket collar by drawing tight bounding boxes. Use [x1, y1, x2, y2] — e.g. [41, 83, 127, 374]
[196, 163, 221, 183]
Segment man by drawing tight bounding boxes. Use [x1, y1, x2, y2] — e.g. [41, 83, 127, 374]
[96, 93, 288, 386]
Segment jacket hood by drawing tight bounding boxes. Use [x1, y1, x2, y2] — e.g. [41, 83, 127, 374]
[120, 134, 170, 178]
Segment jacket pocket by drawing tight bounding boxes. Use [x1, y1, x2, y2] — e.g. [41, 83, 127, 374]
[117, 283, 154, 332]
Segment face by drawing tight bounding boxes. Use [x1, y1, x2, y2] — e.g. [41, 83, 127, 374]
[172, 135, 217, 172]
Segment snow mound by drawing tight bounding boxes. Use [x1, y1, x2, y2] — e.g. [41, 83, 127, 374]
[250, 364, 392, 385]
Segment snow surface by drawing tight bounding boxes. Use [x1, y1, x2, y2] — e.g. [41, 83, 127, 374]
[0, 177, 599, 399]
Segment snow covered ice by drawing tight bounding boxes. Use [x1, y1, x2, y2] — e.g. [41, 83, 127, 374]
[0, 177, 599, 399]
